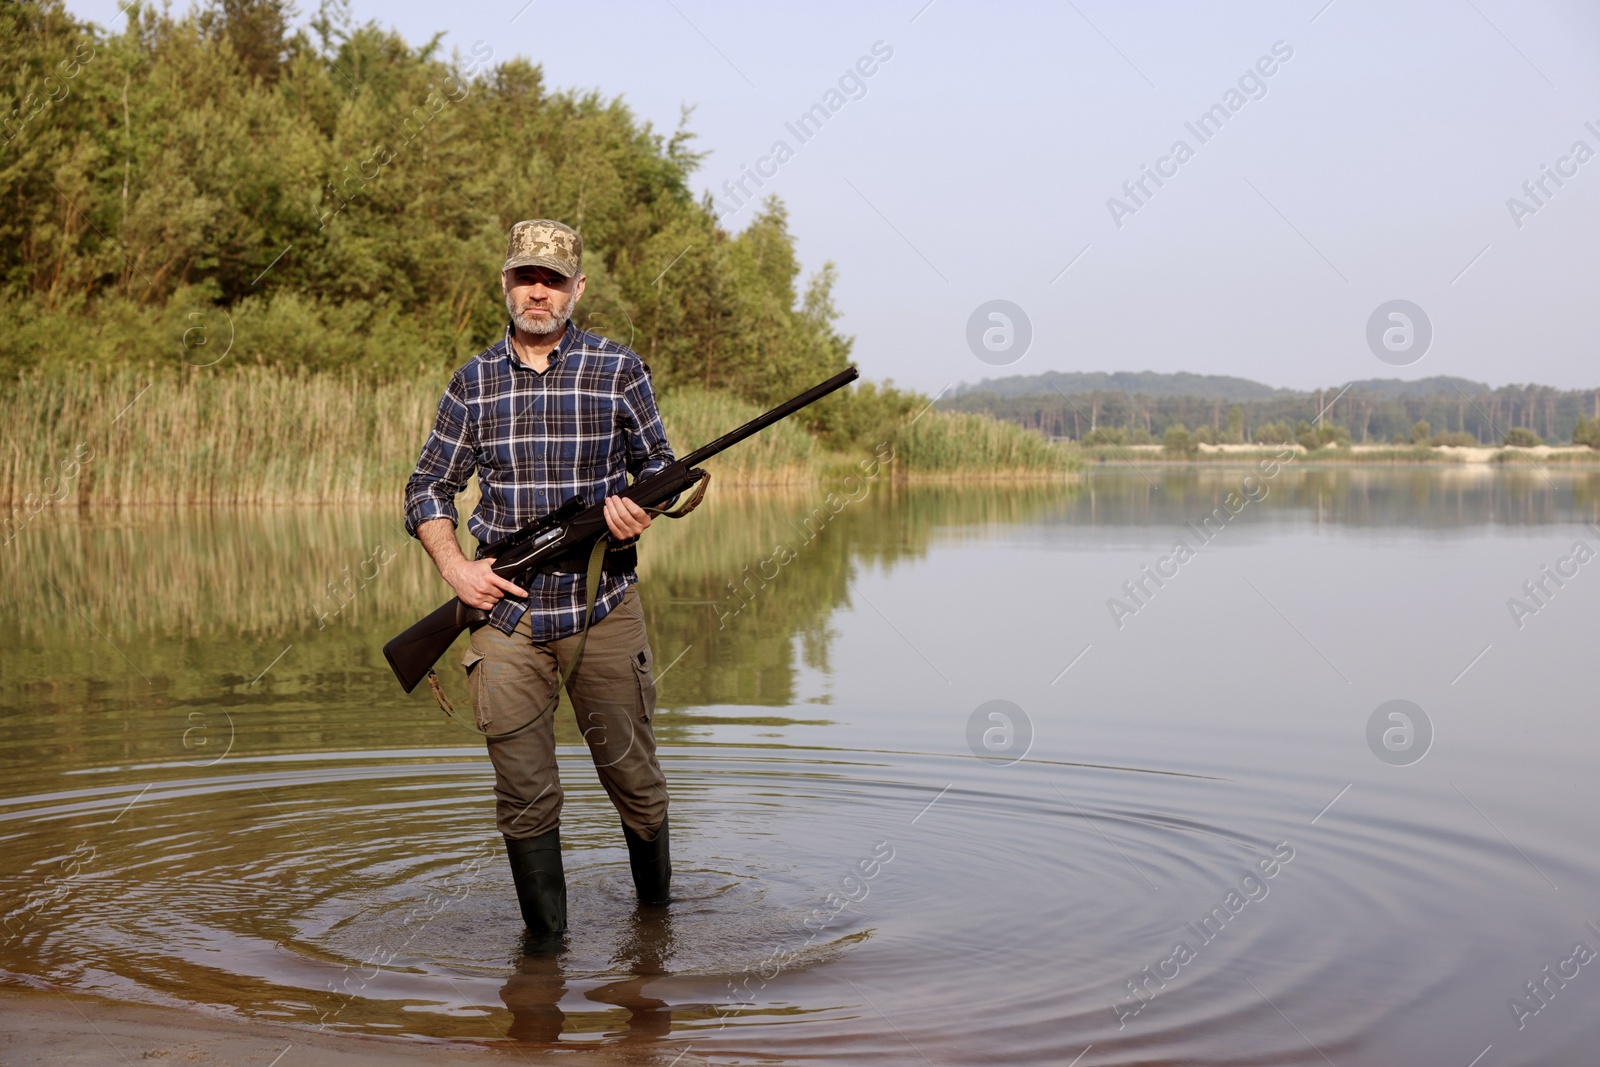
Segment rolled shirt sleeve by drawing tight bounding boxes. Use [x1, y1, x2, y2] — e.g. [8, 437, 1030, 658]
[620, 356, 676, 481]
[403, 373, 475, 537]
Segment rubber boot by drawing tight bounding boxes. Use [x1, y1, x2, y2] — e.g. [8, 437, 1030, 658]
[505, 829, 567, 939]
[622, 816, 671, 905]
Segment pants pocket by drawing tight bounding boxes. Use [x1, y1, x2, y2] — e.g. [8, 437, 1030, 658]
[463, 647, 489, 732]
[632, 643, 656, 724]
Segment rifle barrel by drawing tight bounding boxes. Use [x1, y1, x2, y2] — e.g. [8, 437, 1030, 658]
[679, 367, 859, 469]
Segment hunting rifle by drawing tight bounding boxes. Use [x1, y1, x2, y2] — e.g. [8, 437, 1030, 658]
[383, 365, 860, 692]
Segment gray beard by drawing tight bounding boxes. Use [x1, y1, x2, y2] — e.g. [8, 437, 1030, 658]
[506, 292, 572, 336]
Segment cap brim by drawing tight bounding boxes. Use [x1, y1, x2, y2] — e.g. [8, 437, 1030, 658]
[502, 254, 578, 277]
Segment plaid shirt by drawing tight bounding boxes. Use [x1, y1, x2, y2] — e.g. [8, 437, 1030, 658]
[404, 324, 675, 641]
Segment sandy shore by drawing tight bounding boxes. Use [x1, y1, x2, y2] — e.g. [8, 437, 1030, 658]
[0, 989, 663, 1066]
[1098, 442, 1600, 463]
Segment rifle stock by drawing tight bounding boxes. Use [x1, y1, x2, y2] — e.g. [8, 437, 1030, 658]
[383, 365, 859, 692]
[384, 597, 488, 694]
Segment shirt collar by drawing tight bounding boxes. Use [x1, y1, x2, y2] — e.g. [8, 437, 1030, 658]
[503, 322, 578, 371]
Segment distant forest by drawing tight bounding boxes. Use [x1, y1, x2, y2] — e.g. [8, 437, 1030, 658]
[944, 380, 1600, 446]
[951, 371, 1297, 401]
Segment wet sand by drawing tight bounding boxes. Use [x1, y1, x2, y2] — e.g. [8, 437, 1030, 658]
[0, 990, 652, 1066]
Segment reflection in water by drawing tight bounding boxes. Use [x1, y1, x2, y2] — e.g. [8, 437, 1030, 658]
[501, 941, 567, 1043]
[583, 911, 676, 1041]
[1066, 464, 1600, 528]
[2, 470, 1599, 1064]
[499, 912, 678, 1044]
[5, 470, 1595, 698]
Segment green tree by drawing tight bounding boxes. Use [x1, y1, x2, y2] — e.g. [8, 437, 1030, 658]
[1163, 424, 1195, 456]
[1084, 427, 1126, 446]
[0, 0, 905, 437]
[1297, 420, 1349, 451]
[1253, 421, 1292, 445]
[199, 0, 297, 85]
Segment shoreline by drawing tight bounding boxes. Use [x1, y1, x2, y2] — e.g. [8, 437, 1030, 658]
[4, 457, 1598, 511]
[1080, 442, 1600, 466]
[0, 988, 656, 1065]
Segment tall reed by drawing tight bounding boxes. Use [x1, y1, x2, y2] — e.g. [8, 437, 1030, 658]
[0, 366, 439, 507]
[891, 409, 1082, 476]
[0, 368, 1077, 508]
[658, 387, 819, 483]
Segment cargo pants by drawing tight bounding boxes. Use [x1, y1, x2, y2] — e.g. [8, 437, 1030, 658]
[463, 585, 668, 842]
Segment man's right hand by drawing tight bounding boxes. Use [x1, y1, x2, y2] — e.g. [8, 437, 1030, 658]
[443, 557, 529, 610]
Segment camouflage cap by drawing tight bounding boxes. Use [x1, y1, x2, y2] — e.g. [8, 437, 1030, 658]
[503, 219, 583, 277]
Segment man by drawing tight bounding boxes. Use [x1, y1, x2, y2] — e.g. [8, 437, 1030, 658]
[404, 219, 674, 941]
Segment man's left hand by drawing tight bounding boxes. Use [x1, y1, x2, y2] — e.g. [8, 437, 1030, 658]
[603, 495, 652, 541]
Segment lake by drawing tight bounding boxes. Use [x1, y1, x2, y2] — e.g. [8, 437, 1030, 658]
[3, 465, 1599, 1065]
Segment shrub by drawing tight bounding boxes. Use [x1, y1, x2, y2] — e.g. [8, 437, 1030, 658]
[807, 380, 921, 453]
[1432, 431, 1478, 448]
[1503, 427, 1544, 448]
[1573, 416, 1600, 449]
[1297, 421, 1350, 451]
[1253, 421, 1294, 445]
[1163, 424, 1196, 456]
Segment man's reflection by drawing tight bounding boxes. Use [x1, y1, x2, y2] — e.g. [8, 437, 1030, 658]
[499, 931, 567, 1042]
[586, 906, 676, 1039]
[498, 906, 677, 1042]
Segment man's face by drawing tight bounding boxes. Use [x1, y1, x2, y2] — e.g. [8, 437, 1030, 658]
[503, 265, 585, 336]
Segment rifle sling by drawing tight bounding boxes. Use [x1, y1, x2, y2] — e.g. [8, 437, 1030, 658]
[534, 542, 636, 575]
[646, 470, 710, 519]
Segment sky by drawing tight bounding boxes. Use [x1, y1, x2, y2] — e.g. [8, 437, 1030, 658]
[66, 0, 1600, 395]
